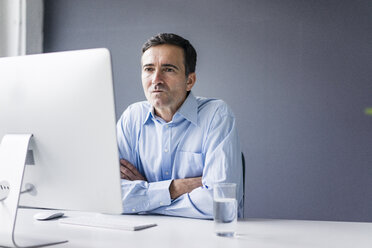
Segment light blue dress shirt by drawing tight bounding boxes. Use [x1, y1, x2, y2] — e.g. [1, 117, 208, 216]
[117, 92, 243, 219]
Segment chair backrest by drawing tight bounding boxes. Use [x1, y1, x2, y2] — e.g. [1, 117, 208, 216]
[241, 152, 246, 218]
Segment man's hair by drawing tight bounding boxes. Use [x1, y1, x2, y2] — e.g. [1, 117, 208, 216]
[142, 33, 197, 76]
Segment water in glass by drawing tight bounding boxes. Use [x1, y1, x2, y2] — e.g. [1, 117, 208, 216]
[213, 197, 237, 236]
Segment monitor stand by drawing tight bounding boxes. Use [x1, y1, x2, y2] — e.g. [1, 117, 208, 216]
[0, 134, 68, 248]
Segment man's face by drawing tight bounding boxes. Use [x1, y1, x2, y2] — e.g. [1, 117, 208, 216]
[141, 44, 195, 116]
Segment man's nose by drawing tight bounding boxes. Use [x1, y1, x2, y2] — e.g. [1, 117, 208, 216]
[151, 70, 163, 85]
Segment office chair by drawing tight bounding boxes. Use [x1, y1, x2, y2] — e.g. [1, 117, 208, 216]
[241, 152, 246, 218]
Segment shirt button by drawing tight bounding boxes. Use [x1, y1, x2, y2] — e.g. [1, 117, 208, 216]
[159, 202, 164, 206]
[165, 171, 169, 175]
[166, 125, 169, 128]
[164, 148, 168, 153]
[132, 208, 136, 212]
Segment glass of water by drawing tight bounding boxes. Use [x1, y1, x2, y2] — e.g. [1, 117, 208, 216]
[213, 183, 237, 237]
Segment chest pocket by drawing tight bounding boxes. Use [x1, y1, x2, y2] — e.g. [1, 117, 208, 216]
[173, 151, 204, 179]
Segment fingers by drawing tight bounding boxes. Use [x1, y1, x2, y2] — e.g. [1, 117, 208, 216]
[120, 159, 146, 181]
[120, 164, 136, 180]
[127, 161, 146, 180]
[120, 159, 141, 178]
[120, 159, 137, 173]
[169, 177, 203, 200]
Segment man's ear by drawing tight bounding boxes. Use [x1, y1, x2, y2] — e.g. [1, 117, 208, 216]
[186, 73, 196, 91]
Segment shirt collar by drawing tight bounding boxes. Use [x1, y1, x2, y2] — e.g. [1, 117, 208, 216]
[143, 91, 198, 126]
[143, 106, 154, 125]
[177, 91, 198, 126]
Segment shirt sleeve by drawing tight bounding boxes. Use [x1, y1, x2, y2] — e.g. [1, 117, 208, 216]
[117, 107, 173, 213]
[148, 104, 243, 219]
[120, 179, 173, 213]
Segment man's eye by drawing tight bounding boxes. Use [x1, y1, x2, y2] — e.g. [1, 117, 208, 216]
[164, 68, 175, 72]
[144, 67, 154, 72]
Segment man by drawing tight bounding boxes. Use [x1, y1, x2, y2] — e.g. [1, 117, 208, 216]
[117, 33, 243, 219]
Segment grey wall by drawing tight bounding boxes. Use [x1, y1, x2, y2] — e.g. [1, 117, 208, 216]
[44, 0, 372, 222]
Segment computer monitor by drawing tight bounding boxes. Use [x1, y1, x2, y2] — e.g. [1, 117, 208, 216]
[0, 49, 123, 214]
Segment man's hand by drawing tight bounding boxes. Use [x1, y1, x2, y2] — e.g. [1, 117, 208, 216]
[169, 177, 202, 200]
[120, 159, 147, 181]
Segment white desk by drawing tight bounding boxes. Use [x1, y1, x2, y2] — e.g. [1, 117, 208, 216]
[12, 208, 372, 248]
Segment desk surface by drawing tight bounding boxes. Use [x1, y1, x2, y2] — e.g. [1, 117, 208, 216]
[12, 208, 372, 248]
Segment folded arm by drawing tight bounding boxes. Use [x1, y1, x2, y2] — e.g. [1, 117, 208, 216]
[120, 159, 203, 214]
[121, 158, 202, 199]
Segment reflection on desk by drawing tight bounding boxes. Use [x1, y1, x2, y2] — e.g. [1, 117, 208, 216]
[14, 208, 372, 248]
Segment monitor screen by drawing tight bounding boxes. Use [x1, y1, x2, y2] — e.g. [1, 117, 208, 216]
[0, 49, 123, 214]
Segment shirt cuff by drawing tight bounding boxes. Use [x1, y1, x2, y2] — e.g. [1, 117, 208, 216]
[147, 179, 172, 209]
